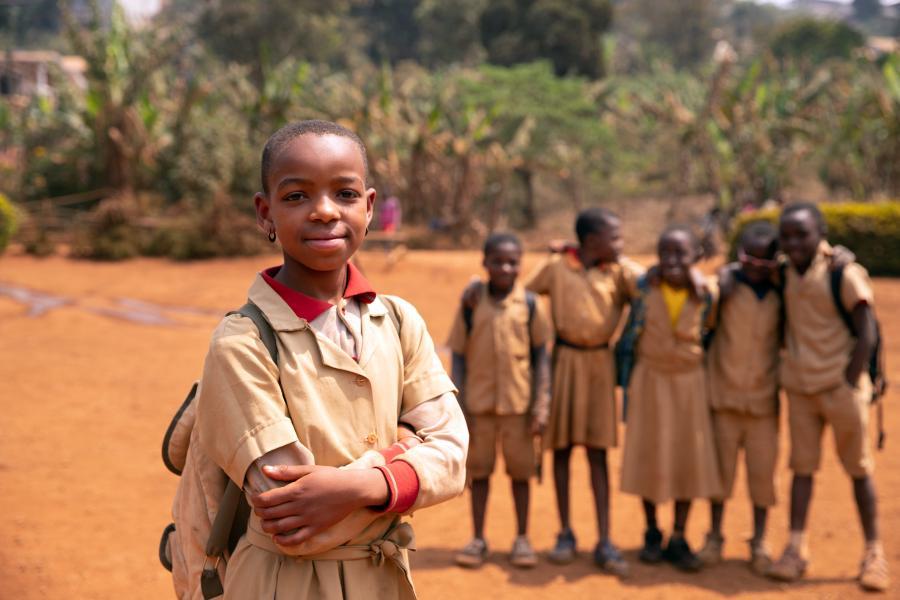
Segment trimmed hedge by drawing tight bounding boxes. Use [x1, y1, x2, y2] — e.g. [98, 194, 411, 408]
[0, 193, 18, 256]
[729, 202, 900, 276]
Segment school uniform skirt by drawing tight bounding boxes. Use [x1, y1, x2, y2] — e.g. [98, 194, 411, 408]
[545, 346, 617, 450]
[620, 361, 722, 504]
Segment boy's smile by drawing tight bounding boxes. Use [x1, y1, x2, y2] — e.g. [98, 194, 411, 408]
[658, 230, 696, 288]
[779, 210, 821, 272]
[484, 242, 522, 296]
[255, 134, 375, 280]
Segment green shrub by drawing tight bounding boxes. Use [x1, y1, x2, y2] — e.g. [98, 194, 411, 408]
[729, 201, 900, 276]
[0, 193, 19, 255]
[72, 197, 148, 261]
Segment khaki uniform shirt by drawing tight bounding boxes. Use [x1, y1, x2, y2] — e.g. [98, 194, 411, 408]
[446, 284, 552, 416]
[195, 274, 465, 599]
[780, 242, 874, 395]
[525, 252, 643, 346]
[708, 282, 781, 416]
[637, 284, 718, 372]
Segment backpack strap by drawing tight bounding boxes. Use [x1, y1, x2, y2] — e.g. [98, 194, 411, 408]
[200, 301, 280, 599]
[229, 301, 279, 364]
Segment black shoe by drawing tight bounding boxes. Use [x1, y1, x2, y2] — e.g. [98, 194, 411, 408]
[548, 528, 577, 564]
[594, 539, 629, 577]
[663, 536, 702, 572]
[639, 528, 664, 564]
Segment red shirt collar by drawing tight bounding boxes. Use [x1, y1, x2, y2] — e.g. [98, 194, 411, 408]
[261, 263, 376, 322]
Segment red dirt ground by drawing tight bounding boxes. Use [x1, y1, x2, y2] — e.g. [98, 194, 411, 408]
[1, 249, 898, 599]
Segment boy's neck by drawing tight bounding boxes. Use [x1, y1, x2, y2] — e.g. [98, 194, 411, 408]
[487, 281, 514, 300]
[276, 259, 347, 304]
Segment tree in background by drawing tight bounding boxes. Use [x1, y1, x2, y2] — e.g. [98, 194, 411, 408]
[480, 0, 612, 78]
[853, 0, 883, 21]
[769, 18, 864, 64]
[614, 0, 723, 70]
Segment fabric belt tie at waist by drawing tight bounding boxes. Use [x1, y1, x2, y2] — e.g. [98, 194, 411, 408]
[555, 336, 609, 351]
[246, 519, 416, 582]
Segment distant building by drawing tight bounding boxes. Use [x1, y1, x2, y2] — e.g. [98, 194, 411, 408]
[0, 50, 87, 98]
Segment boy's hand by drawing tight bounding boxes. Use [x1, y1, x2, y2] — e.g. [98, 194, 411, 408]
[251, 465, 388, 546]
[716, 262, 740, 300]
[645, 264, 661, 286]
[461, 278, 484, 310]
[829, 245, 856, 270]
[530, 415, 547, 437]
[547, 239, 575, 254]
[689, 267, 709, 299]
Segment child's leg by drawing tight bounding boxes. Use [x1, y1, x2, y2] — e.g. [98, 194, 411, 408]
[673, 499, 692, 537]
[710, 501, 724, 537]
[553, 446, 573, 530]
[586, 447, 610, 541]
[753, 505, 768, 542]
[511, 479, 529, 536]
[471, 479, 490, 540]
[642, 498, 658, 531]
[789, 474, 813, 535]
[853, 476, 879, 542]
[639, 499, 664, 564]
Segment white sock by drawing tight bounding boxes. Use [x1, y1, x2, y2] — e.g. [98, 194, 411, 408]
[789, 531, 808, 555]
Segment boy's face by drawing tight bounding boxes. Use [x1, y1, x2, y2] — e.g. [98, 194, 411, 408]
[779, 209, 821, 270]
[483, 242, 521, 293]
[657, 230, 696, 288]
[580, 219, 623, 265]
[739, 238, 777, 284]
[255, 134, 374, 273]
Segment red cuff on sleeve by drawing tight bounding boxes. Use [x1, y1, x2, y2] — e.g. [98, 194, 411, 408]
[378, 443, 406, 462]
[374, 461, 420, 513]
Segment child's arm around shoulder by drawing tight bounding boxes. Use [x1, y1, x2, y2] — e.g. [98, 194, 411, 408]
[384, 295, 469, 512]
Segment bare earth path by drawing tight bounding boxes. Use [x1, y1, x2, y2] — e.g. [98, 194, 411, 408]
[1, 250, 898, 599]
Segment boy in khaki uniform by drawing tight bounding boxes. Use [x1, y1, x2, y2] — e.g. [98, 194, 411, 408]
[524, 208, 642, 574]
[448, 233, 552, 569]
[195, 120, 468, 599]
[767, 202, 888, 592]
[697, 222, 781, 573]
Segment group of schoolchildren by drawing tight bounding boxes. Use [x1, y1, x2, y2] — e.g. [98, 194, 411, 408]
[448, 205, 889, 593]
[177, 119, 887, 600]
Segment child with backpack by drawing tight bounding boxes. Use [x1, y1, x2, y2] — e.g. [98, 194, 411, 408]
[186, 120, 467, 599]
[619, 225, 722, 572]
[448, 233, 552, 569]
[695, 221, 782, 573]
[767, 202, 889, 592]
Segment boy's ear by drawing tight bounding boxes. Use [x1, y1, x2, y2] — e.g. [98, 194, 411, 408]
[254, 192, 271, 230]
[365, 187, 376, 228]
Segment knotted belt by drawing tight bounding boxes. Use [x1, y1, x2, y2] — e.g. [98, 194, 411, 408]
[246, 518, 416, 583]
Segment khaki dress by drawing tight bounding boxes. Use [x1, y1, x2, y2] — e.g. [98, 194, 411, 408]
[525, 252, 643, 449]
[620, 285, 723, 504]
[195, 274, 462, 600]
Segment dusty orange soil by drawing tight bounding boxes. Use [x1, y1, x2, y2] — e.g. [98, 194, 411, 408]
[1, 249, 898, 600]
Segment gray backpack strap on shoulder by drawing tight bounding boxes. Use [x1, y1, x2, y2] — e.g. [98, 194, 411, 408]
[201, 301, 278, 600]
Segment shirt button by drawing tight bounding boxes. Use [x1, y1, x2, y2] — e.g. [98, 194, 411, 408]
[354, 376, 367, 386]
[365, 433, 378, 445]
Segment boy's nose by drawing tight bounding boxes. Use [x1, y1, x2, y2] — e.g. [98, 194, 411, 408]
[310, 195, 340, 221]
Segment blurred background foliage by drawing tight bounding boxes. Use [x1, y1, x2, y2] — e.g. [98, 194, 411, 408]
[0, 0, 898, 258]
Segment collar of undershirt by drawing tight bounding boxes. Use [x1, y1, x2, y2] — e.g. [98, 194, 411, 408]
[261, 262, 376, 322]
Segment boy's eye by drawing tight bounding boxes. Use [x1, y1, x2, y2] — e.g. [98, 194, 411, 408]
[284, 191, 307, 202]
[337, 189, 361, 200]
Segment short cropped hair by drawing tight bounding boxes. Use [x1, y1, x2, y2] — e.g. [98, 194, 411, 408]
[260, 120, 370, 194]
[780, 201, 826, 234]
[658, 224, 700, 255]
[575, 207, 619, 243]
[740, 221, 779, 258]
[483, 232, 522, 256]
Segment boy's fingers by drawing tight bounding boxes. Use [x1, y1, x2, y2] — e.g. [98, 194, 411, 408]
[260, 515, 307, 535]
[262, 464, 316, 481]
[254, 500, 303, 520]
[274, 526, 318, 547]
